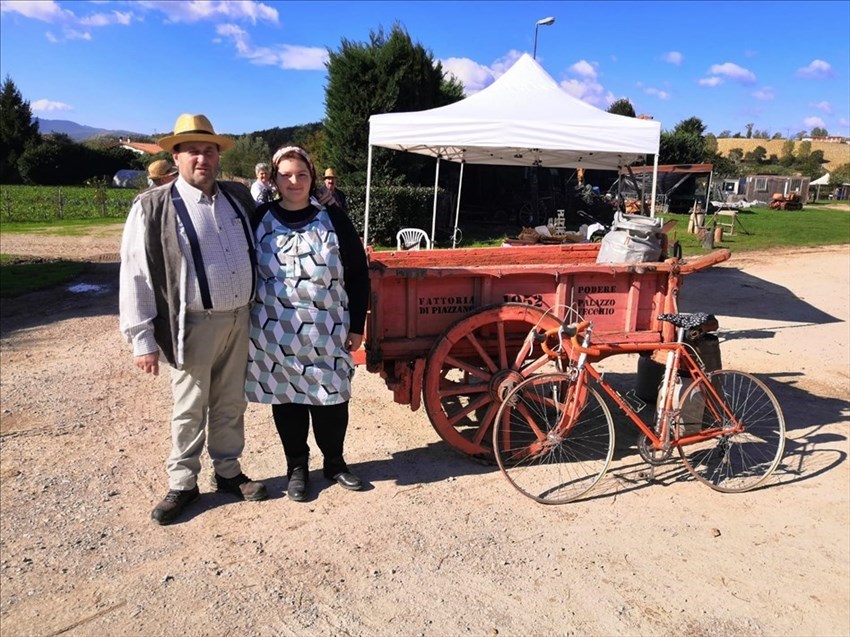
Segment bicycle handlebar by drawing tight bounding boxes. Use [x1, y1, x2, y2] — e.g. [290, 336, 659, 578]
[539, 320, 602, 359]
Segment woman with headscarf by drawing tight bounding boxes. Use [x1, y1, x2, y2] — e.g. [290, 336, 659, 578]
[246, 145, 369, 502]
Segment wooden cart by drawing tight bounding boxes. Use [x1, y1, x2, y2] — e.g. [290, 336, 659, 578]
[358, 243, 730, 459]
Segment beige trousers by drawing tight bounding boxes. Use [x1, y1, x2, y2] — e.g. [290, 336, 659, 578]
[167, 305, 250, 490]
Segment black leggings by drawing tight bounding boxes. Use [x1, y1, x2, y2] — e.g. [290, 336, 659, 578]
[271, 402, 349, 476]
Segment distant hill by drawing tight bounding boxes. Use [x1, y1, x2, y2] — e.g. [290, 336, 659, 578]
[35, 118, 147, 142]
[715, 138, 850, 167]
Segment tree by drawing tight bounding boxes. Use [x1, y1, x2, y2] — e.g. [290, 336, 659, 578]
[17, 133, 134, 184]
[780, 140, 796, 167]
[607, 98, 636, 118]
[0, 76, 41, 183]
[727, 148, 744, 164]
[744, 145, 767, 163]
[831, 162, 850, 187]
[219, 135, 269, 179]
[745, 123, 754, 138]
[324, 24, 464, 186]
[659, 117, 707, 165]
[811, 126, 828, 138]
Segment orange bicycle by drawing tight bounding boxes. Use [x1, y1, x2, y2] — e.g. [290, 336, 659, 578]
[492, 313, 786, 504]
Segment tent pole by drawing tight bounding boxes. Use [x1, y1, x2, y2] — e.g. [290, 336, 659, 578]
[705, 169, 714, 214]
[431, 156, 441, 247]
[452, 161, 465, 249]
[364, 144, 373, 247]
[649, 154, 659, 218]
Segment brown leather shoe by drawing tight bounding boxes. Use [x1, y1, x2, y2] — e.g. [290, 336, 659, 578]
[213, 473, 268, 501]
[151, 486, 200, 525]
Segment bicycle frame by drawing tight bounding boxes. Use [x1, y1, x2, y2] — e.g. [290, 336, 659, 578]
[558, 335, 742, 452]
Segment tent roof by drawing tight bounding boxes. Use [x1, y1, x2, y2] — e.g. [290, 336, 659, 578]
[367, 54, 661, 170]
[810, 172, 830, 185]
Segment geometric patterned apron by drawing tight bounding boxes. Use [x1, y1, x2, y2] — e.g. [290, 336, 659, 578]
[245, 206, 352, 405]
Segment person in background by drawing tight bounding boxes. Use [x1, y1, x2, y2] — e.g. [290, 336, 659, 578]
[322, 167, 348, 212]
[246, 146, 369, 502]
[120, 113, 268, 526]
[146, 159, 178, 188]
[251, 162, 278, 204]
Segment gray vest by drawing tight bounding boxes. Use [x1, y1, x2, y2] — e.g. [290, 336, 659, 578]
[138, 180, 255, 367]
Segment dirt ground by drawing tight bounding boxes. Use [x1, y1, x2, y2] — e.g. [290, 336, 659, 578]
[1, 228, 848, 637]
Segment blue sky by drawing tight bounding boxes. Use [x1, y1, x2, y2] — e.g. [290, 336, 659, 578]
[2, 0, 848, 140]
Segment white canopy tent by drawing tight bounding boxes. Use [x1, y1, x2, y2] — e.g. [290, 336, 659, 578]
[810, 172, 830, 201]
[364, 53, 662, 247]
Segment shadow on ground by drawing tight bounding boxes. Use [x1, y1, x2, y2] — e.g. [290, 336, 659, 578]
[0, 260, 119, 335]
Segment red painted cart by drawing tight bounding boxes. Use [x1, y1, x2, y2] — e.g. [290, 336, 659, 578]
[357, 242, 730, 459]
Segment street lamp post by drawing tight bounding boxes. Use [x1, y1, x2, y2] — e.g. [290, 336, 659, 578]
[533, 16, 555, 60]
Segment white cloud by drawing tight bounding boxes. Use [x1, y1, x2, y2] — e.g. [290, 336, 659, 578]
[752, 86, 776, 101]
[662, 51, 683, 66]
[0, 0, 71, 22]
[3, 0, 133, 42]
[215, 23, 326, 70]
[644, 87, 670, 100]
[809, 101, 833, 114]
[79, 10, 133, 27]
[140, 0, 278, 25]
[559, 78, 612, 108]
[796, 59, 834, 79]
[64, 28, 92, 41]
[569, 60, 598, 80]
[31, 99, 73, 112]
[803, 116, 826, 128]
[441, 58, 494, 94]
[698, 76, 723, 87]
[708, 62, 756, 84]
[440, 51, 522, 95]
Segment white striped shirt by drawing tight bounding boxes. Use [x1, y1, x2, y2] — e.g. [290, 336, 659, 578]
[119, 177, 253, 357]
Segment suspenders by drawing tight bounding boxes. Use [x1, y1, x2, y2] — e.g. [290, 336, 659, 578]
[170, 183, 256, 310]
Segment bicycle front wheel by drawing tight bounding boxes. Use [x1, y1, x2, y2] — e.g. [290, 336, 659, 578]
[677, 370, 785, 493]
[493, 373, 615, 504]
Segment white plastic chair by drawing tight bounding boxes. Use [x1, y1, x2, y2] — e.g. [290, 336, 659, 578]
[396, 228, 431, 250]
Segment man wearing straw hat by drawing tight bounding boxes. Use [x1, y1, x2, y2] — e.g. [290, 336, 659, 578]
[146, 159, 178, 188]
[120, 113, 268, 525]
[322, 167, 348, 212]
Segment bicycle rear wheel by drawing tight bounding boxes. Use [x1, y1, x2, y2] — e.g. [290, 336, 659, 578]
[493, 373, 615, 504]
[677, 370, 785, 493]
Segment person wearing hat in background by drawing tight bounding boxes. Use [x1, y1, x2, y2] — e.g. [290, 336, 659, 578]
[119, 113, 268, 526]
[322, 167, 348, 212]
[146, 159, 178, 188]
[250, 162, 277, 204]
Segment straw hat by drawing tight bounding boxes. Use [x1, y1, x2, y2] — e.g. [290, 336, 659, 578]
[157, 114, 234, 152]
[147, 159, 178, 181]
[323, 168, 337, 179]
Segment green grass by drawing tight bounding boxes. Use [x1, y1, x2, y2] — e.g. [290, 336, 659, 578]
[0, 255, 86, 298]
[0, 218, 125, 235]
[662, 204, 850, 255]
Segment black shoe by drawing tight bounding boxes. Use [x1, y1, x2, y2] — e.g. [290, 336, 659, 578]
[151, 486, 200, 525]
[287, 466, 309, 502]
[212, 473, 268, 501]
[330, 471, 362, 491]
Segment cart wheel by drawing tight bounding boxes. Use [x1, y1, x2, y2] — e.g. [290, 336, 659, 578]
[422, 303, 562, 460]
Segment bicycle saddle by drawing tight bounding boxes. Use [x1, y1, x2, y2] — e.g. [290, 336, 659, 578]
[657, 312, 715, 329]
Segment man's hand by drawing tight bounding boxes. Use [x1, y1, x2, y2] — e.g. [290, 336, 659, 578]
[346, 333, 364, 352]
[135, 352, 160, 376]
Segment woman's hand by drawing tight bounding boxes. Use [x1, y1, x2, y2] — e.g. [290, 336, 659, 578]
[346, 333, 363, 352]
